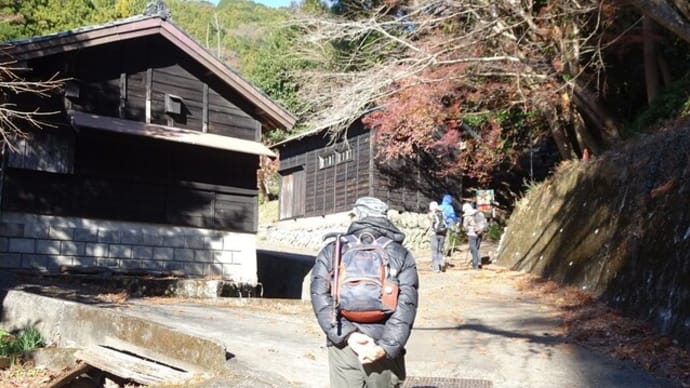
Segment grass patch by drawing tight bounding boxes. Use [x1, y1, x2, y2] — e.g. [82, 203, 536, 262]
[0, 326, 45, 365]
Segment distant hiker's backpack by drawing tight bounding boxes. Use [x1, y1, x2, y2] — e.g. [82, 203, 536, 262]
[474, 212, 488, 235]
[331, 232, 399, 323]
[432, 210, 448, 234]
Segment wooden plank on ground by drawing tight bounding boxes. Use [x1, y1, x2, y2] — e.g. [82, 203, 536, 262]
[46, 362, 93, 388]
[75, 345, 193, 385]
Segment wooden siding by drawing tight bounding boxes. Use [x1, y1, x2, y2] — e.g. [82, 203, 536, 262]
[7, 127, 75, 174]
[0, 18, 295, 236]
[151, 65, 204, 129]
[74, 129, 257, 192]
[278, 168, 305, 219]
[3, 127, 259, 232]
[277, 124, 434, 219]
[2, 168, 257, 231]
[277, 125, 372, 219]
[373, 161, 430, 212]
[28, 36, 261, 142]
[208, 89, 260, 140]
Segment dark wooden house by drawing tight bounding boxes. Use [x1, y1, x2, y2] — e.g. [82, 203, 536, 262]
[0, 10, 295, 283]
[272, 119, 434, 220]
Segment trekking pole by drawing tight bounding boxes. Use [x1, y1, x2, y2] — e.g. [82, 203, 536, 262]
[331, 234, 342, 326]
[448, 225, 457, 257]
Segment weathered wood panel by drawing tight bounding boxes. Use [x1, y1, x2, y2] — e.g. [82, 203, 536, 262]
[126, 69, 148, 122]
[279, 173, 294, 220]
[277, 121, 435, 218]
[278, 168, 305, 220]
[3, 130, 259, 231]
[7, 127, 74, 174]
[207, 88, 259, 141]
[277, 126, 375, 219]
[2, 169, 257, 232]
[75, 345, 192, 386]
[28, 38, 261, 142]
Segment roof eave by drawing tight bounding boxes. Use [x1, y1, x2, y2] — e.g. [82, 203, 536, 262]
[3, 16, 296, 131]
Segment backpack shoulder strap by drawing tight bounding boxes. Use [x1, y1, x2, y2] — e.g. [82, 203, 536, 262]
[374, 236, 393, 248]
[342, 234, 359, 245]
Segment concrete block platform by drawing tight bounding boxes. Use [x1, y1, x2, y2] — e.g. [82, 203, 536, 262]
[0, 289, 226, 378]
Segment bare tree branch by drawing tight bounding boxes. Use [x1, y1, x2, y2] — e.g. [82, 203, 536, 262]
[290, 1, 602, 134]
[0, 60, 64, 150]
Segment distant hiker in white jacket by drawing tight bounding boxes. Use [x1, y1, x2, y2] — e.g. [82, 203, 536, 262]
[462, 203, 487, 269]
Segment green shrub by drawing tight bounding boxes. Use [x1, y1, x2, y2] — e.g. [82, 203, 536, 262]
[14, 326, 44, 353]
[0, 326, 45, 364]
[0, 329, 14, 357]
[484, 222, 503, 242]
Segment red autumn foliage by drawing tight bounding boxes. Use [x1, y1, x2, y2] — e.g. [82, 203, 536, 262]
[363, 63, 535, 184]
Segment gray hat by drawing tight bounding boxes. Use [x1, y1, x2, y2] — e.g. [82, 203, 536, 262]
[351, 196, 389, 219]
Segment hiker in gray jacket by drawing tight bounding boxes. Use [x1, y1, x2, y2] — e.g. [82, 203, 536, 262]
[462, 202, 487, 269]
[310, 196, 419, 388]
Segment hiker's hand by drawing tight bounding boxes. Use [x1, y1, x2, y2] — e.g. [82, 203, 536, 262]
[359, 345, 386, 364]
[347, 332, 374, 356]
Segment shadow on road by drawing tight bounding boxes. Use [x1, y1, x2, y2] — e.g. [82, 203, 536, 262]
[413, 321, 564, 346]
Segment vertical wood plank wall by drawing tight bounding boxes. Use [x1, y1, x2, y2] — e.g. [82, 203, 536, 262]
[277, 127, 432, 220]
[3, 35, 267, 233]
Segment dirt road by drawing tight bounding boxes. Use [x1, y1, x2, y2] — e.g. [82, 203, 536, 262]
[114, 246, 678, 388]
[2, 241, 685, 387]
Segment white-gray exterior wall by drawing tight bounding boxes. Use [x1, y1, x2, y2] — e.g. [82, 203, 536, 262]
[0, 212, 258, 284]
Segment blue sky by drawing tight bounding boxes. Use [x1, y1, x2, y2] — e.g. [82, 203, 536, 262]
[210, 0, 295, 7]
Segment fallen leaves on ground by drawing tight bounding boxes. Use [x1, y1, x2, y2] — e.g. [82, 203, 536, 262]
[0, 361, 53, 388]
[513, 273, 690, 387]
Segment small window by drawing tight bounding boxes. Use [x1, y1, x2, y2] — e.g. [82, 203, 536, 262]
[165, 94, 184, 115]
[318, 152, 336, 169]
[337, 148, 353, 163]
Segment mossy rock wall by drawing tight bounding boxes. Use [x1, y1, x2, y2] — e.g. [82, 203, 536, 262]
[496, 126, 690, 344]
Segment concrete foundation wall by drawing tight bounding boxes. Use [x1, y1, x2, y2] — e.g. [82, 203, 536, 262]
[0, 212, 258, 284]
[1, 289, 226, 372]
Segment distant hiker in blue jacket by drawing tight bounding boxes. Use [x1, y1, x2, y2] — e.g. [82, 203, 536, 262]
[438, 194, 459, 225]
[438, 194, 459, 256]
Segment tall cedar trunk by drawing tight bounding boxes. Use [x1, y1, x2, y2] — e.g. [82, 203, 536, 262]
[644, 17, 661, 104]
[657, 55, 672, 86]
[571, 109, 603, 155]
[632, 0, 690, 44]
[572, 84, 621, 146]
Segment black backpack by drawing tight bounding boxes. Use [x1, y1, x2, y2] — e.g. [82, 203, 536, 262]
[432, 210, 448, 234]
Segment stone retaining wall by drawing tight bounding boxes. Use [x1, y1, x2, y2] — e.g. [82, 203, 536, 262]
[258, 210, 437, 257]
[0, 212, 258, 284]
